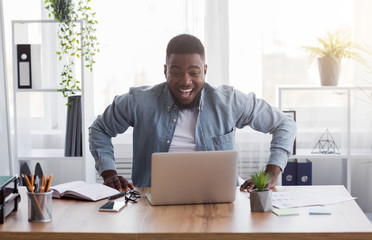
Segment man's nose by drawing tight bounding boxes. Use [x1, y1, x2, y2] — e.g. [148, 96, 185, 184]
[179, 73, 193, 85]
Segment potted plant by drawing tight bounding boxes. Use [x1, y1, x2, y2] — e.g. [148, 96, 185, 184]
[303, 30, 369, 86]
[249, 169, 272, 212]
[44, 0, 99, 103]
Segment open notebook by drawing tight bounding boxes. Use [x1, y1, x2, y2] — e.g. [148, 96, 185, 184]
[50, 181, 120, 201]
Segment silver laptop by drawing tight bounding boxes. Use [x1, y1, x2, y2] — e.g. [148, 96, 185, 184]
[146, 150, 238, 206]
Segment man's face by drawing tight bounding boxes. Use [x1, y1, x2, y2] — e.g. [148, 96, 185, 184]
[164, 53, 207, 106]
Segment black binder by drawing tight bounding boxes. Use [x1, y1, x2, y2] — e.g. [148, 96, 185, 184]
[282, 159, 297, 185]
[282, 159, 312, 186]
[0, 176, 21, 224]
[297, 159, 312, 185]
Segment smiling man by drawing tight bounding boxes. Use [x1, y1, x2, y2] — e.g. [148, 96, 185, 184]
[89, 34, 297, 192]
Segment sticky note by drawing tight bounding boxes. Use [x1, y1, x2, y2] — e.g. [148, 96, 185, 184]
[272, 208, 299, 216]
[309, 208, 331, 215]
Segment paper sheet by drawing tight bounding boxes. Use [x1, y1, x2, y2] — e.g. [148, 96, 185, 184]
[272, 189, 356, 209]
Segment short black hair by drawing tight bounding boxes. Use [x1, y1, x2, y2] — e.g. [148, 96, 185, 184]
[166, 34, 205, 62]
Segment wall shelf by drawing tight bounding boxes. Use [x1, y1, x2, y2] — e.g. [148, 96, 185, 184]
[277, 85, 372, 192]
[11, 20, 87, 184]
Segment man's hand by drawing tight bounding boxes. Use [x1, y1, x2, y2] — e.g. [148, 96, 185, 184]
[101, 170, 134, 193]
[239, 164, 281, 192]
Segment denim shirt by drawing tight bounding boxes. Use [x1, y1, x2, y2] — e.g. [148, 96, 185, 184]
[89, 82, 297, 187]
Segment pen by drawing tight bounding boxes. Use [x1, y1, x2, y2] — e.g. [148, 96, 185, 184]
[108, 192, 128, 200]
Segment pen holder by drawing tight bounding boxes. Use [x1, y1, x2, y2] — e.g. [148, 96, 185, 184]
[27, 191, 52, 222]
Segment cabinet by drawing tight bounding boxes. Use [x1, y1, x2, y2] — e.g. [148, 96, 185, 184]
[11, 20, 87, 184]
[277, 85, 372, 192]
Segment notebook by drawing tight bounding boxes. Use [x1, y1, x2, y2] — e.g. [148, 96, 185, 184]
[146, 150, 238, 206]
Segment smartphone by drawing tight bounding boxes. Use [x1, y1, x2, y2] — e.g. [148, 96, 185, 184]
[99, 201, 126, 212]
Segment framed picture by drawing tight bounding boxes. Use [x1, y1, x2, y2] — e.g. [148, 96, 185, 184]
[17, 44, 32, 89]
[283, 110, 296, 155]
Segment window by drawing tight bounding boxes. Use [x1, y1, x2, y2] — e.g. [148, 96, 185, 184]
[91, 0, 205, 115]
[229, 0, 356, 105]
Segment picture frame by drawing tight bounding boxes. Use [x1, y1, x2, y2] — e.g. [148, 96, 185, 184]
[17, 44, 32, 89]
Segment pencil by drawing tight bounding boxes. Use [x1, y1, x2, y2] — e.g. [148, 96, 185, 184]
[46, 174, 53, 192]
[23, 174, 34, 193]
[23, 174, 44, 219]
[42, 175, 46, 193]
[31, 173, 34, 192]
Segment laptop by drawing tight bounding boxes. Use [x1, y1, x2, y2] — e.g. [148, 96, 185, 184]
[146, 150, 238, 206]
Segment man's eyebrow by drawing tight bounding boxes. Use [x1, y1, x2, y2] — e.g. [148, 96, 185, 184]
[170, 65, 182, 70]
[188, 65, 201, 70]
[169, 65, 201, 70]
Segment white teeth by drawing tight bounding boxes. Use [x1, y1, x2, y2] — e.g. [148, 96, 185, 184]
[179, 89, 192, 93]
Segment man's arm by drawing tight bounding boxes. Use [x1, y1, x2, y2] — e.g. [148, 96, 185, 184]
[233, 91, 297, 191]
[89, 93, 134, 192]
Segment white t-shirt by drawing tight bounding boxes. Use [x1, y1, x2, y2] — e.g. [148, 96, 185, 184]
[168, 108, 198, 152]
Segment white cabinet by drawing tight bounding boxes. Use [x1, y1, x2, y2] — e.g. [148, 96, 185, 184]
[11, 20, 88, 184]
[277, 85, 372, 191]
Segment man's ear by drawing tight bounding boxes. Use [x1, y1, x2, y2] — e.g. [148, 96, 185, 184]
[164, 64, 167, 78]
[204, 64, 208, 75]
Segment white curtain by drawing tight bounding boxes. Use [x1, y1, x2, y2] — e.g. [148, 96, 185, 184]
[205, 0, 229, 86]
[0, 0, 12, 175]
[351, 0, 372, 213]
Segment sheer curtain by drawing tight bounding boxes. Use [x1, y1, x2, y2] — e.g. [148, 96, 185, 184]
[0, 0, 12, 175]
[352, 0, 372, 213]
[90, 0, 207, 182]
[91, 0, 205, 116]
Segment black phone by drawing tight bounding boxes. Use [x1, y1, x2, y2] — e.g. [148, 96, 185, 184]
[98, 201, 126, 212]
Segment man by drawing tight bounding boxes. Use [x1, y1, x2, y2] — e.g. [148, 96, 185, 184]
[89, 34, 296, 193]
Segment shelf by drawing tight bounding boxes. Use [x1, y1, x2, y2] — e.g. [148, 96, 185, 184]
[12, 20, 87, 184]
[290, 148, 372, 160]
[277, 85, 372, 192]
[16, 89, 82, 93]
[17, 149, 83, 160]
[277, 84, 372, 91]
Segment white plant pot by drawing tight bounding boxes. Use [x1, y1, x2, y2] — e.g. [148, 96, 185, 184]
[318, 56, 341, 86]
[250, 189, 272, 212]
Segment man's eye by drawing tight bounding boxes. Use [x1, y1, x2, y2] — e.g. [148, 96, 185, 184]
[171, 72, 182, 77]
[190, 72, 200, 77]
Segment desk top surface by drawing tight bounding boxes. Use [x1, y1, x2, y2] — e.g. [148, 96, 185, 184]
[1, 185, 372, 240]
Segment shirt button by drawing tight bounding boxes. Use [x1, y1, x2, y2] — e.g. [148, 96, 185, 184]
[173, 118, 176, 122]
[166, 140, 171, 144]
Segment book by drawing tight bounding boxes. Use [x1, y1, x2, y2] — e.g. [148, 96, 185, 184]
[50, 181, 120, 201]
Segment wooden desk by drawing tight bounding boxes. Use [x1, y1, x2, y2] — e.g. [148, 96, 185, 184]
[1, 185, 372, 240]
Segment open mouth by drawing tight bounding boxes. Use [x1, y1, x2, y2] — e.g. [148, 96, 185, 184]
[178, 88, 193, 98]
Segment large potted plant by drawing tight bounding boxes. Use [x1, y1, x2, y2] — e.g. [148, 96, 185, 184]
[249, 169, 272, 212]
[304, 30, 368, 86]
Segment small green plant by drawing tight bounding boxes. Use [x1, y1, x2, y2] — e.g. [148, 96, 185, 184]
[251, 168, 270, 192]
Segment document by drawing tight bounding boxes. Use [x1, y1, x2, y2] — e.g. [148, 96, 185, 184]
[272, 189, 356, 209]
[50, 181, 120, 201]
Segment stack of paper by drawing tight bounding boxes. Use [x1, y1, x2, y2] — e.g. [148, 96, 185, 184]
[272, 189, 356, 209]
